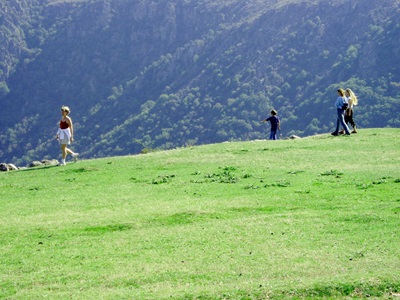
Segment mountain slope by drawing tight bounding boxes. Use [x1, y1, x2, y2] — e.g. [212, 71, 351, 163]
[1, 0, 399, 164]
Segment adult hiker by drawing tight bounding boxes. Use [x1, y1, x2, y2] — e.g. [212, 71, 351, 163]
[331, 88, 351, 136]
[56, 106, 79, 165]
[344, 88, 358, 133]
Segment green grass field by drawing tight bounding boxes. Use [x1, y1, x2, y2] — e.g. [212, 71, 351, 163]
[1, 129, 399, 299]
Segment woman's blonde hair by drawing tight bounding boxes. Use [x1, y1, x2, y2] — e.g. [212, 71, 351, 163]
[61, 106, 70, 114]
[346, 88, 358, 106]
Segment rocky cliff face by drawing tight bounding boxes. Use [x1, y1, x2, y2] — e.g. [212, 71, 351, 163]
[1, 0, 399, 165]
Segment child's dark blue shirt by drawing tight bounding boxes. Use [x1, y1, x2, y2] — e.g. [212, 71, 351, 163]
[266, 116, 280, 131]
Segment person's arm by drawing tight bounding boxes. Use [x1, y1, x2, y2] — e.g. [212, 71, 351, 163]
[66, 116, 74, 142]
[261, 117, 270, 123]
[335, 97, 340, 109]
[55, 123, 60, 140]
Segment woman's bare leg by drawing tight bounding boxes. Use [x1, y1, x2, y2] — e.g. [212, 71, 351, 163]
[61, 145, 67, 159]
[66, 148, 76, 156]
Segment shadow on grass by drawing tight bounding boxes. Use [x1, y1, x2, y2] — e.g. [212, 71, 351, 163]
[281, 280, 400, 299]
[19, 165, 58, 172]
[152, 211, 224, 226]
[83, 223, 134, 235]
[176, 280, 400, 299]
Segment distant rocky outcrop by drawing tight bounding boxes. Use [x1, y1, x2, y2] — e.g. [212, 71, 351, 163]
[286, 135, 301, 140]
[0, 163, 19, 171]
[28, 161, 43, 168]
[40, 159, 59, 166]
[0, 163, 9, 171]
[0, 159, 59, 171]
[28, 159, 59, 168]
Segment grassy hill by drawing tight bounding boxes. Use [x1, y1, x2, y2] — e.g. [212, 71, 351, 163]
[1, 128, 399, 299]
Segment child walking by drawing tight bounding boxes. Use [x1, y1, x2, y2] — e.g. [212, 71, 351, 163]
[261, 109, 280, 140]
[56, 106, 78, 165]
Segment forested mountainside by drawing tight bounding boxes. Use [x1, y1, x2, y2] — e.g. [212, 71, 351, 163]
[1, 0, 399, 165]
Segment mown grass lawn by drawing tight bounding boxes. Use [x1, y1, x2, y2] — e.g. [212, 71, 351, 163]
[1, 129, 399, 299]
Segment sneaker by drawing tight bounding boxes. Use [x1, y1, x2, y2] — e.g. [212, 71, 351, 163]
[58, 160, 66, 166]
[331, 132, 339, 136]
[72, 153, 79, 163]
[351, 129, 358, 133]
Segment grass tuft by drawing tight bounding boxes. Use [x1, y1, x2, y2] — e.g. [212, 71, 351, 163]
[83, 224, 134, 234]
[320, 169, 343, 176]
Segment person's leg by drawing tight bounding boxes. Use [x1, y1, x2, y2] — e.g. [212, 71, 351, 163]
[270, 130, 277, 140]
[351, 124, 357, 133]
[338, 110, 351, 135]
[66, 148, 79, 162]
[332, 110, 340, 135]
[66, 148, 75, 155]
[344, 114, 349, 125]
[348, 109, 357, 132]
[341, 110, 350, 134]
[61, 144, 67, 159]
[339, 109, 351, 134]
[59, 144, 67, 165]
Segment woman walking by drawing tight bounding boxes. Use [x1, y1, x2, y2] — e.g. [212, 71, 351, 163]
[56, 106, 78, 165]
[345, 88, 358, 133]
[331, 88, 351, 136]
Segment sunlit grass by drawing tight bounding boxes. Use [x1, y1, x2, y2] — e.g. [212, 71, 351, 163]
[1, 129, 399, 299]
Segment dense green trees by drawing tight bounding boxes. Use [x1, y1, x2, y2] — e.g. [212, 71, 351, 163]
[0, 0, 399, 165]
